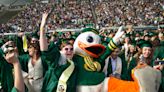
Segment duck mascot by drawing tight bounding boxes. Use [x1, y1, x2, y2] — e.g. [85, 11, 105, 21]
[73, 27, 162, 92]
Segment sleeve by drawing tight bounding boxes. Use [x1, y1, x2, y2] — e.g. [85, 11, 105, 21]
[0, 49, 15, 92]
[18, 54, 29, 72]
[100, 39, 117, 62]
[16, 36, 26, 55]
[120, 58, 128, 80]
[11, 87, 17, 92]
[0, 48, 5, 57]
[41, 42, 61, 67]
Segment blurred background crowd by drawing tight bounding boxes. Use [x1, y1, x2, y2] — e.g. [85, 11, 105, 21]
[0, 0, 164, 33]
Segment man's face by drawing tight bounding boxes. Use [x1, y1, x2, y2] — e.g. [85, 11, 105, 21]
[111, 48, 120, 59]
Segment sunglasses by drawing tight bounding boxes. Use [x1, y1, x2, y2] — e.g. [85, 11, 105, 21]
[65, 48, 73, 51]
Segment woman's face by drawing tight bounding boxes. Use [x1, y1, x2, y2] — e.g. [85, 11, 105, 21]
[61, 45, 74, 59]
[142, 47, 152, 58]
[28, 46, 35, 57]
[129, 45, 135, 53]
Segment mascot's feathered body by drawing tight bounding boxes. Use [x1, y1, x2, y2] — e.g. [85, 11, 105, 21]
[73, 27, 162, 92]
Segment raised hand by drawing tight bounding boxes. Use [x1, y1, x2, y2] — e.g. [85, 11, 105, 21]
[17, 32, 25, 37]
[113, 26, 125, 45]
[1, 41, 14, 53]
[5, 48, 18, 64]
[153, 64, 164, 70]
[5, 48, 25, 92]
[40, 12, 49, 31]
[40, 12, 49, 51]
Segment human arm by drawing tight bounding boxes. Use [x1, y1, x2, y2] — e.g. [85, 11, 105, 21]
[5, 50, 25, 92]
[40, 12, 49, 51]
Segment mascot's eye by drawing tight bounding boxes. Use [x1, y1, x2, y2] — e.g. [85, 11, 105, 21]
[87, 36, 93, 43]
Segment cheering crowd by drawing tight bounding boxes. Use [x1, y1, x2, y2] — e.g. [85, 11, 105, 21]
[0, 0, 163, 92]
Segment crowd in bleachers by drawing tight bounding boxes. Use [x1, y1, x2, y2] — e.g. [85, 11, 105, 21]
[94, 0, 164, 27]
[0, 0, 164, 33]
[0, 0, 94, 33]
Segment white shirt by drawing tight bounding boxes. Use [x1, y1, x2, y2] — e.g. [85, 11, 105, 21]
[111, 57, 117, 74]
[103, 57, 122, 76]
[22, 57, 43, 92]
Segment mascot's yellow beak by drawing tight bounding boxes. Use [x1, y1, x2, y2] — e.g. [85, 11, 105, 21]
[78, 41, 105, 58]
